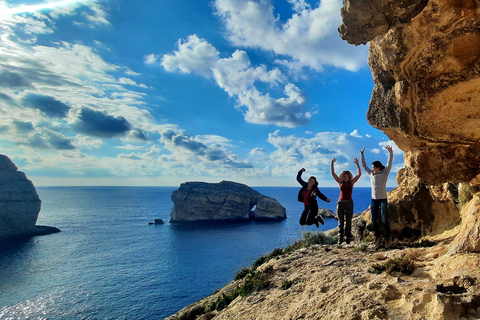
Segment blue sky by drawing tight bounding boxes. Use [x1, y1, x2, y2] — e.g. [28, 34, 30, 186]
[0, 0, 404, 187]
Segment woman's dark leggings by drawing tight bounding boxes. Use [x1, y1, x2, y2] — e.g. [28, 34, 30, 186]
[300, 204, 318, 226]
[337, 199, 354, 238]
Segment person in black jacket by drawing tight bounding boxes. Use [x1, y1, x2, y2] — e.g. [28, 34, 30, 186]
[297, 168, 330, 227]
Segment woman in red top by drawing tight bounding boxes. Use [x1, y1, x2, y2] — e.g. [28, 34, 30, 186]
[297, 168, 330, 228]
[331, 157, 361, 244]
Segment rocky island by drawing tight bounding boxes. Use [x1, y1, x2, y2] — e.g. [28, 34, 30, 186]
[0, 154, 60, 240]
[166, 0, 480, 319]
[170, 181, 286, 223]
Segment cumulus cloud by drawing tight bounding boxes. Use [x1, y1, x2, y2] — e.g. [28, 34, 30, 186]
[156, 34, 219, 78]
[160, 129, 253, 169]
[156, 35, 312, 127]
[22, 94, 71, 118]
[26, 131, 75, 150]
[73, 107, 132, 138]
[213, 0, 368, 72]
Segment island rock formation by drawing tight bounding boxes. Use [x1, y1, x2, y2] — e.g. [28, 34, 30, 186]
[170, 181, 286, 223]
[0, 155, 59, 240]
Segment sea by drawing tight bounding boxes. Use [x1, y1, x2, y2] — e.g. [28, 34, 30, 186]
[0, 186, 376, 319]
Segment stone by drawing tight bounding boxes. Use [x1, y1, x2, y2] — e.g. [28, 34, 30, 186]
[148, 219, 165, 225]
[447, 194, 480, 254]
[0, 154, 59, 239]
[169, 181, 286, 223]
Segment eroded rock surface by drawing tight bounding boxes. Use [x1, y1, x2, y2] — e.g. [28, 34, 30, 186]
[362, 167, 461, 239]
[340, 0, 480, 185]
[166, 240, 480, 320]
[170, 181, 286, 222]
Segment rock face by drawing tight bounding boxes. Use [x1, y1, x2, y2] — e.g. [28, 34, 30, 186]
[0, 155, 59, 239]
[170, 181, 286, 223]
[361, 167, 461, 239]
[340, 0, 480, 185]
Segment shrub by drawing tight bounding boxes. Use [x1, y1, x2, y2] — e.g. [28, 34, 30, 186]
[411, 239, 436, 248]
[267, 248, 284, 260]
[238, 270, 271, 297]
[251, 255, 268, 271]
[208, 267, 274, 312]
[458, 183, 480, 207]
[302, 231, 337, 246]
[234, 267, 251, 281]
[371, 257, 415, 275]
[281, 279, 297, 290]
[206, 292, 239, 312]
[353, 244, 368, 252]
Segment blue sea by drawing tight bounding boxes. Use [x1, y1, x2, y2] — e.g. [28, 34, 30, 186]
[0, 186, 375, 319]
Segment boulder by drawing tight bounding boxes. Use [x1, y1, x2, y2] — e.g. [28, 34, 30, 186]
[169, 181, 286, 223]
[447, 194, 480, 254]
[148, 219, 165, 225]
[0, 154, 59, 239]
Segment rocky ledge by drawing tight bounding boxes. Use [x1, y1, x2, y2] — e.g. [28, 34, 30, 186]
[0, 154, 60, 240]
[166, 232, 480, 320]
[169, 181, 286, 223]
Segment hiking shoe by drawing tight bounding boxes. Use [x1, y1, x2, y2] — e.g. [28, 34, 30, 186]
[338, 236, 344, 244]
[375, 236, 383, 248]
[385, 237, 392, 249]
[346, 238, 351, 244]
[316, 214, 324, 225]
[314, 219, 319, 228]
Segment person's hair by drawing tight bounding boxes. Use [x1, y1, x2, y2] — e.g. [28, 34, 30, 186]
[372, 160, 385, 171]
[308, 176, 318, 187]
[340, 171, 353, 182]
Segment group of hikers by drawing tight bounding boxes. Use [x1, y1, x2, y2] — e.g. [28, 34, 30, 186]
[297, 145, 394, 248]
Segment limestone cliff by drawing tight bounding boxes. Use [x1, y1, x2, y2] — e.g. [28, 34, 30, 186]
[0, 155, 59, 239]
[340, 0, 480, 185]
[170, 181, 286, 223]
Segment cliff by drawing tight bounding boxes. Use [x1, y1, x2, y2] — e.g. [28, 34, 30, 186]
[0, 155, 59, 240]
[170, 181, 286, 223]
[166, 1, 480, 318]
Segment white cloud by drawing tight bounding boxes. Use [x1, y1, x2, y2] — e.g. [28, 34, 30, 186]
[155, 34, 219, 78]
[213, 0, 368, 72]
[349, 129, 362, 138]
[156, 35, 312, 127]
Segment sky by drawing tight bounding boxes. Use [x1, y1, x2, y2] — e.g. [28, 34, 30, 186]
[0, 0, 404, 187]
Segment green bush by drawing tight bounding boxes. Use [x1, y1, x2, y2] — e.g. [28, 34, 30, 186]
[281, 279, 297, 290]
[234, 267, 251, 280]
[207, 267, 274, 312]
[353, 244, 368, 252]
[458, 183, 480, 207]
[251, 255, 268, 271]
[302, 231, 337, 246]
[371, 258, 415, 275]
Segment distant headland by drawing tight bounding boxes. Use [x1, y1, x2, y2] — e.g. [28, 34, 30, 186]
[169, 180, 286, 223]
